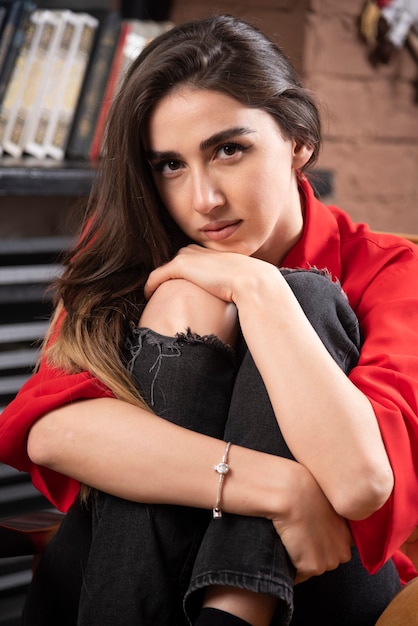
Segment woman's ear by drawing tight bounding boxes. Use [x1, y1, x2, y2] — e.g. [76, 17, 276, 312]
[292, 142, 314, 170]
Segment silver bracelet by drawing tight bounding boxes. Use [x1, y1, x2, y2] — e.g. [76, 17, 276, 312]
[212, 442, 231, 519]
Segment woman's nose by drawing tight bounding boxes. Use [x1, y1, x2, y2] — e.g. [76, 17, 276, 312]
[191, 171, 225, 214]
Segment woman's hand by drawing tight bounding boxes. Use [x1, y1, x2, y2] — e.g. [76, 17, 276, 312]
[271, 462, 353, 584]
[144, 245, 277, 304]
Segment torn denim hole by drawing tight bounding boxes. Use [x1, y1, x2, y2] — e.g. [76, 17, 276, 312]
[125, 325, 235, 407]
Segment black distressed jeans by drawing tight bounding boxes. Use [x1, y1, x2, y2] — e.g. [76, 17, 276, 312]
[23, 270, 401, 625]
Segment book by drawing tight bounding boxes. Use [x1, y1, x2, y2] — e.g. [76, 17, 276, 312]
[0, 1, 23, 80]
[24, 10, 84, 159]
[0, 2, 12, 37]
[88, 20, 129, 162]
[65, 10, 122, 161]
[0, 0, 35, 106]
[43, 12, 98, 160]
[2, 9, 64, 158]
[0, 7, 38, 156]
[89, 19, 173, 162]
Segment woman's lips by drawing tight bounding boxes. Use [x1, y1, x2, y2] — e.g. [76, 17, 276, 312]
[201, 220, 242, 241]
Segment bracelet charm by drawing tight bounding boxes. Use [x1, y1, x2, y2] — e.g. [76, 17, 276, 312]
[214, 461, 229, 475]
[213, 442, 231, 519]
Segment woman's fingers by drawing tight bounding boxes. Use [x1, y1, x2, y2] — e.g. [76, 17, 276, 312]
[144, 245, 250, 301]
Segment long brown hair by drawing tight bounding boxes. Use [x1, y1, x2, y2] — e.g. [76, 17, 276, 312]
[45, 14, 322, 406]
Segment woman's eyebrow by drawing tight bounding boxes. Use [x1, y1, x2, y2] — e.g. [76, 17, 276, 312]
[147, 149, 181, 162]
[199, 127, 255, 151]
[147, 127, 255, 161]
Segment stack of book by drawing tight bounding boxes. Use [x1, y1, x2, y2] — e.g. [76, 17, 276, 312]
[0, 1, 173, 161]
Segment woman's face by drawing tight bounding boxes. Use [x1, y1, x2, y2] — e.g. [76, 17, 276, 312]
[147, 87, 312, 265]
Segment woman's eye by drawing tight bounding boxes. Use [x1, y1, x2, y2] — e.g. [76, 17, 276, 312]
[216, 143, 247, 160]
[222, 144, 238, 156]
[152, 160, 182, 175]
[163, 160, 181, 172]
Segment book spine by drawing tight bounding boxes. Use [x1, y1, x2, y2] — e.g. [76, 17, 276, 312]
[24, 10, 78, 158]
[0, 7, 38, 156]
[0, 0, 23, 82]
[66, 11, 121, 161]
[0, 5, 8, 34]
[0, 0, 36, 106]
[44, 12, 98, 160]
[2, 9, 61, 158]
[89, 21, 130, 162]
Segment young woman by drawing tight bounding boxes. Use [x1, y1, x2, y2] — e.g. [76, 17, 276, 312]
[1, 14, 417, 626]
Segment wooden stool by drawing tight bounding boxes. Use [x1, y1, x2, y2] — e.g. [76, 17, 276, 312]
[0, 510, 64, 558]
[375, 577, 418, 625]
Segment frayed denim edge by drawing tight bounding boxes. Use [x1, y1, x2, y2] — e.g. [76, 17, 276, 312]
[125, 325, 235, 407]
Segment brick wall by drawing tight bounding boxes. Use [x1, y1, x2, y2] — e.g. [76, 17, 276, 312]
[170, 0, 418, 234]
[305, 0, 418, 234]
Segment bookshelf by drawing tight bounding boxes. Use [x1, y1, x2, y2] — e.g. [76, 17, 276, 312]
[0, 1, 99, 602]
[0, 2, 175, 174]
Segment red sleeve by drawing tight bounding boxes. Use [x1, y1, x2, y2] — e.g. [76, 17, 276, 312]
[393, 549, 418, 585]
[0, 359, 114, 512]
[345, 245, 418, 581]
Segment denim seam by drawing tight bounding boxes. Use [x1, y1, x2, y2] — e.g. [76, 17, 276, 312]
[186, 570, 294, 595]
[184, 571, 293, 625]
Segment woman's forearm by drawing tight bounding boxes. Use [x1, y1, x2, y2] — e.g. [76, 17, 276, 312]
[235, 266, 394, 520]
[27, 396, 293, 517]
[27, 395, 354, 578]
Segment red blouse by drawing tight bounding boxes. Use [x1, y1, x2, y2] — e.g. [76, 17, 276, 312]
[1, 175, 417, 583]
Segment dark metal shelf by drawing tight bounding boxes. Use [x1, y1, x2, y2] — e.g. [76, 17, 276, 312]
[0, 158, 97, 197]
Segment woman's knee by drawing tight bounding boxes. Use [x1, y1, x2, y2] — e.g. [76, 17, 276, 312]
[140, 278, 238, 345]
